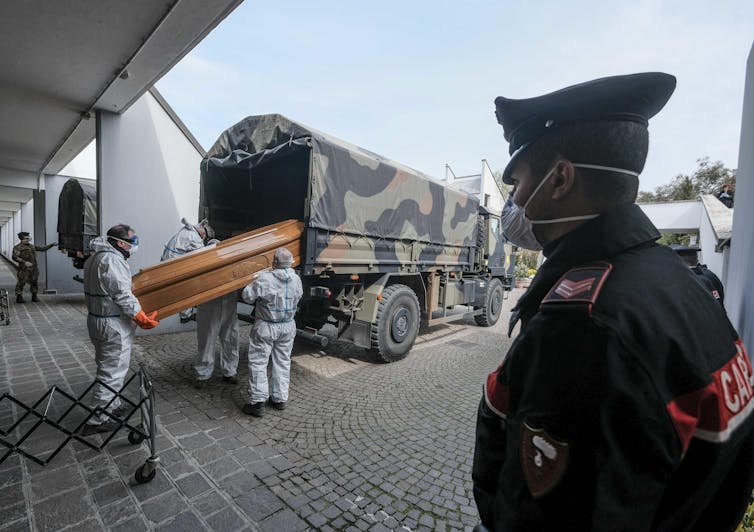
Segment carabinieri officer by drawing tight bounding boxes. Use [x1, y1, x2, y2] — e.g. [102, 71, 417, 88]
[473, 73, 754, 531]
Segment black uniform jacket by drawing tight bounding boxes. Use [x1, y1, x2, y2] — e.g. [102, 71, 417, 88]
[473, 204, 754, 532]
[691, 264, 725, 306]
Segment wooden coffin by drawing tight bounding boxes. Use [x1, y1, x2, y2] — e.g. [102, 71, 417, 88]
[132, 219, 304, 318]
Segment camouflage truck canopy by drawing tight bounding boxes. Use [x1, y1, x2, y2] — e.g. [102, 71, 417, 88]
[57, 178, 97, 253]
[202, 114, 479, 247]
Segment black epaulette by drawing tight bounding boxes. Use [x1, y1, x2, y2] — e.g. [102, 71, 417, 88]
[539, 262, 613, 315]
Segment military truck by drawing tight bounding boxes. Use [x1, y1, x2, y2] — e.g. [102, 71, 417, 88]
[57, 178, 97, 269]
[200, 115, 513, 361]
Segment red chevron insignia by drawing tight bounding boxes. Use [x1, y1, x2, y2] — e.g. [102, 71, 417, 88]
[540, 262, 613, 314]
[554, 277, 595, 299]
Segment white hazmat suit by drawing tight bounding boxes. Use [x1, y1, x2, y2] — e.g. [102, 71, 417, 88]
[83, 236, 141, 425]
[162, 219, 205, 321]
[195, 292, 240, 380]
[242, 266, 303, 404]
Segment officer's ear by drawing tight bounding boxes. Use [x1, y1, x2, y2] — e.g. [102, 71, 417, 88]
[550, 160, 576, 200]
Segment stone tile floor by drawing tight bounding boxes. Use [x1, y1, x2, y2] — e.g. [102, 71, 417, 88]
[0, 259, 518, 531]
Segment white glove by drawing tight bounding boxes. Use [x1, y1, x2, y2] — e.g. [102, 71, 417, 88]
[24, 261, 32, 268]
[206, 239, 220, 246]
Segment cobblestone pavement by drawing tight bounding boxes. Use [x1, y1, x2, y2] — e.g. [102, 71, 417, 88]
[0, 259, 520, 531]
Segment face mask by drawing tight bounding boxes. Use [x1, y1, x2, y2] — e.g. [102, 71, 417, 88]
[110, 235, 140, 256]
[500, 195, 543, 250]
[500, 163, 639, 250]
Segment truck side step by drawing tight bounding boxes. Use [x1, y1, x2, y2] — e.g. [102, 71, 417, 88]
[426, 308, 482, 327]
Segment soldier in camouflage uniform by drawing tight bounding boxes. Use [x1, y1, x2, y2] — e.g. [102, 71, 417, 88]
[12, 232, 56, 303]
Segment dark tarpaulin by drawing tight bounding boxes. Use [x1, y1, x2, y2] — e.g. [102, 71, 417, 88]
[203, 114, 479, 247]
[57, 178, 97, 252]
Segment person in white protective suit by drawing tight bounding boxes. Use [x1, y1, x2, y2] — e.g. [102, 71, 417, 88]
[161, 218, 215, 323]
[82, 224, 159, 435]
[241, 248, 303, 417]
[193, 289, 240, 388]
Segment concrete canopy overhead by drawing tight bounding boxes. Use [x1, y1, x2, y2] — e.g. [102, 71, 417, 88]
[0, 0, 242, 191]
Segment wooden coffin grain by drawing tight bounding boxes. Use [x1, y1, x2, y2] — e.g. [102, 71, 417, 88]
[132, 219, 304, 318]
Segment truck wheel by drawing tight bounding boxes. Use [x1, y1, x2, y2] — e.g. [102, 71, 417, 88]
[369, 284, 420, 363]
[475, 278, 504, 327]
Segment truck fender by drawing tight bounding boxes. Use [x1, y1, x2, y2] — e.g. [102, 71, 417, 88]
[354, 273, 425, 324]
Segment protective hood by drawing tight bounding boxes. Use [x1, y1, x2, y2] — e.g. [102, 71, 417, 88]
[161, 226, 204, 261]
[271, 267, 295, 281]
[89, 235, 117, 253]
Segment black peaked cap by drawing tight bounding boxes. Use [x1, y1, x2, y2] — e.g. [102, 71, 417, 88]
[18, 232, 29, 238]
[496, 72, 676, 184]
[670, 243, 701, 254]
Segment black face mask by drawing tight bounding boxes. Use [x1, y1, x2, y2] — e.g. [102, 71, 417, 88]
[107, 237, 130, 259]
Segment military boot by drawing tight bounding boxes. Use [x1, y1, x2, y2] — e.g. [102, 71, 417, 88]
[242, 402, 265, 417]
[31, 294, 39, 302]
[16, 294, 24, 303]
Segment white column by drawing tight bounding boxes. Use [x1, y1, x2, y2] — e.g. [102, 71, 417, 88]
[97, 91, 203, 333]
[20, 198, 34, 237]
[726, 42, 754, 356]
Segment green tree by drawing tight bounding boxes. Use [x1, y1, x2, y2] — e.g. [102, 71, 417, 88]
[639, 157, 736, 202]
[657, 233, 694, 247]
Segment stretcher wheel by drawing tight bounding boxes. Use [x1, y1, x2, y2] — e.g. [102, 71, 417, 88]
[128, 430, 146, 445]
[135, 463, 156, 484]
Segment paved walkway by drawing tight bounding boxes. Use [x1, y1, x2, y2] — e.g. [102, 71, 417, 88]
[0, 258, 519, 531]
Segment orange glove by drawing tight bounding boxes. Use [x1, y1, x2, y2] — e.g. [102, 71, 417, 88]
[133, 310, 159, 329]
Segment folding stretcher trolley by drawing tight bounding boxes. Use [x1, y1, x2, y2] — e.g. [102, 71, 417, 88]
[0, 366, 159, 483]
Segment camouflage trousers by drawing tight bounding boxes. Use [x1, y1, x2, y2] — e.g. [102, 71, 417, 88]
[16, 267, 38, 296]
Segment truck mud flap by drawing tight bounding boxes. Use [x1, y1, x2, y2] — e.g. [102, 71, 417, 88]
[339, 320, 372, 349]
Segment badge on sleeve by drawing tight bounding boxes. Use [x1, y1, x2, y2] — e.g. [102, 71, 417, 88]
[520, 422, 570, 498]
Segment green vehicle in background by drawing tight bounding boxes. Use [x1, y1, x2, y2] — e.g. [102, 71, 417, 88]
[200, 115, 515, 362]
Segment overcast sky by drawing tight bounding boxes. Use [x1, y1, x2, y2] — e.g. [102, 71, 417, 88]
[151, 1, 753, 193]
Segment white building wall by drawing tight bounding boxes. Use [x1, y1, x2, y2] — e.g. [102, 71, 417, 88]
[697, 212, 724, 280]
[8, 216, 17, 258]
[60, 141, 97, 181]
[637, 201, 701, 232]
[637, 199, 726, 281]
[12, 211, 22, 255]
[1, 222, 10, 258]
[481, 159, 504, 213]
[721, 246, 731, 286]
[20, 199, 34, 239]
[1, 210, 21, 259]
[443, 160, 505, 213]
[726, 42, 754, 357]
[98, 90, 204, 334]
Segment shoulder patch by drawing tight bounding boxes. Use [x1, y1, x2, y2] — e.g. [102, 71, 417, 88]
[540, 262, 612, 314]
[520, 422, 570, 498]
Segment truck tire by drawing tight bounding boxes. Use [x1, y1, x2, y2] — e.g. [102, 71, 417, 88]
[369, 284, 420, 363]
[475, 278, 504, 327]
